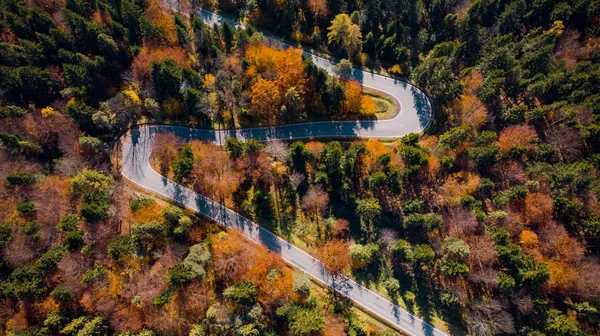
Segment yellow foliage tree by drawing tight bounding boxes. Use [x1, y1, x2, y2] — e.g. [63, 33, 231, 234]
[327, 14, 362, 58]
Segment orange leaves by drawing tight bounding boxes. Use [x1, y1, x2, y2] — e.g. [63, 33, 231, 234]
[342, 80, 363, 116]
[131, 202, 164, 224]
[250, 76, 281, 124]
[497, 125, 538, 155]
[191, 141, 242, 206]
[210, 232, 294, 308]
[448, 70, 487, 130]
[364, 139, 389, 168]
[144, 0, 177, 45]
[546, 261, 579, 294]
[131, 47, 189, 82]
[439, 172, 480, 206]
[524, 192, 553, 228]
[316, 239, 351, 276]
[452, 94, 488, 130]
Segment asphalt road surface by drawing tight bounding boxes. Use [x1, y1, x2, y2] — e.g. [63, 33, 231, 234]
[119, 8, 447, 336]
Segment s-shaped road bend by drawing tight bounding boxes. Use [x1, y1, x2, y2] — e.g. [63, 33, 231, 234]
[120, 8, 446, 336]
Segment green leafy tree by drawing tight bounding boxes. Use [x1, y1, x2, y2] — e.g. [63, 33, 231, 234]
[172, 145, 194, 183]
[223, 281, 259, 306]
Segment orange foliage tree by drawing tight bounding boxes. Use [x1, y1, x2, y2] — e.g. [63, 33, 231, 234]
[250, 77, 281, 124]
[131, 47, 189, 82]
[317, 239, 351, 276]
[524, 192, 553, 228]
[497, 125, 538, 155]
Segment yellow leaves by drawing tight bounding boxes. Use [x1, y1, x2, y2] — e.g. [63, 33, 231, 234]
[107, 270, 124, 298]
[364, 139, 388, 168]
[67, 97, 76, 106]
[327, 14, 362, 57]
[122, 88, 141, 105]
[388, 64, 403, 76]
[144, 0, 177, 45]
[552, 20, 565, 36]
[162, 97, 183, 117]
[203, 74, 215, 91]
[546, 260, 578, 293]
[519, 230, 539, 249]
[272, 161, 288, 177]
[41, 106, 55, 118]
[360, 95, 377, 116]
[38, 297, 59, 315]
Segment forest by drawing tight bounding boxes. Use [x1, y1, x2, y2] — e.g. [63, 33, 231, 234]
[2, 0, 600, 335]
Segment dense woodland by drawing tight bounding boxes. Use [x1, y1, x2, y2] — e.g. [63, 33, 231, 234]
[2, 0, 600, 335]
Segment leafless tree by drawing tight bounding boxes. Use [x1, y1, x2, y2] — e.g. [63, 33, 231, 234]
[466, 299, 516, 335]
[379, 228, 397, 251]
[547, 125, 583, 163]
[266, 140, 289, 162]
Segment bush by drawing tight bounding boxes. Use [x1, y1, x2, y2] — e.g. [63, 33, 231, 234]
[58, 214, 79, 232]
[17, 200, 36, 213]
[129, 197, 156, 211]
[292, 271, 311, 297]
[6, 172, 36, 185]
[20, 220, 40, 237]
[107, 235, 135, 260]
[168, 264, 196, 287]
[64, 230, 85, 251]
[81, 264, 106, 284]
[37, 245, 67, 272]
[50, 283, 73, 303]
[223, 281, 259, 306]
[0, 105, 27, 118]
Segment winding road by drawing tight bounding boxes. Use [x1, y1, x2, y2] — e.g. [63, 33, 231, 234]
[119, 8, 446, 336]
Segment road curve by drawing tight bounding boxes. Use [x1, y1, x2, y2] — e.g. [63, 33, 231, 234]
[119, 8, 445, 336]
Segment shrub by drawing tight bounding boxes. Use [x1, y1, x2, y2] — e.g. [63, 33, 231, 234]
[223, 281, 259, 306]
[129, 197, 156, 211]
[64, 230, 85, 251]
[17, 200, 36, 213]
[6, 172, 36, 185]
[81, 264, 106, 284]
[50, 283, 73, 303]
[58, 214, 79, 232]
[107, 235, 135, 260]
[20, 220, 40, 237]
